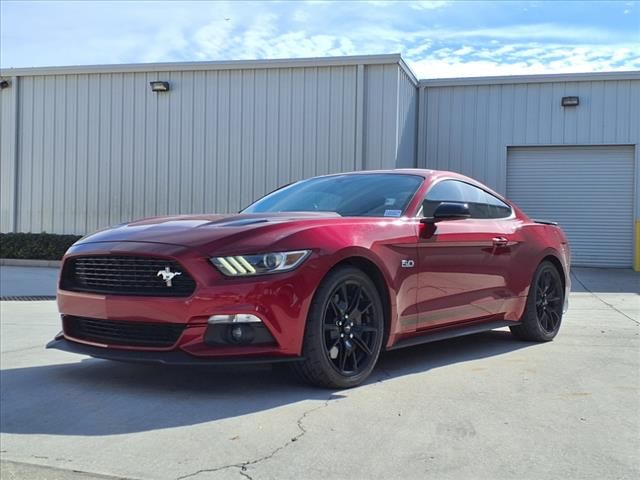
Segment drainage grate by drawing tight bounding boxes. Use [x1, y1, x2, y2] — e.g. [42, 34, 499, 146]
[0, 296, 56, 301]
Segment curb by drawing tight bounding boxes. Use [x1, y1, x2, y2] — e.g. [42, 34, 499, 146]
[0, 258, 61, 268]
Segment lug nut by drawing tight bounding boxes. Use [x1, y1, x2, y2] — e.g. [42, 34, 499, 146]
[340, 333, 344, 338]
[349, 333, 354, 338]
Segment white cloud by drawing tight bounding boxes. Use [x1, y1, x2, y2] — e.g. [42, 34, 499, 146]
[241, 13, 280, 57]
[406, 42, 432, 58]
[362, 0, 449, 8]
[410, 1, 451, 10]
[193, 17, 236, 60]
[1, 0, 637, 80]
[427, 23, 622, 42]
[293, 9, 310, 23]
[410, 44, 640, 78]
[452, 46, 474, 56]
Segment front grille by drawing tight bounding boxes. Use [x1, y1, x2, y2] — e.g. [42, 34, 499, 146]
[63, 316, 185, 348]
[61, 255, 196, 297]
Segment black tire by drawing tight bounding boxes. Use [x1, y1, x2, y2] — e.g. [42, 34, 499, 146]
[292, 265, 385, 388]
[510, 261, 564, 342]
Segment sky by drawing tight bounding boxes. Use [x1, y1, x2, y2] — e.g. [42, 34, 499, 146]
[1, 0, 639, 78]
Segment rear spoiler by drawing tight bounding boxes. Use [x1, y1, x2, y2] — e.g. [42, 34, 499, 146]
[533, 219, 558, 226]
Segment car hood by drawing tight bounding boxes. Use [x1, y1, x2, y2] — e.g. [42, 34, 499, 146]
[76, 212, 344, 254]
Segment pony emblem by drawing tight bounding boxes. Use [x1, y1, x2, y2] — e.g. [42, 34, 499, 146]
[157, 267, 182, 287]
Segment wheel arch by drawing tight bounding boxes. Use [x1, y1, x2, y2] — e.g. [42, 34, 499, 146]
[327, 256, 392, 344]
[540, 254, 567, 293]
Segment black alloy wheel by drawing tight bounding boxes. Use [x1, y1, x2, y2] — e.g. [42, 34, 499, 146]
[535, 268, 563, 333]
[293, 266, 385, 388]
[322, 280, 380, 375]
[510, 261, 564, 342]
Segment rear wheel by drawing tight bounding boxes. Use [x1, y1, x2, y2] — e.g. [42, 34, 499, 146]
[510, 261, 564, 342]
[293, 266, 385, 388]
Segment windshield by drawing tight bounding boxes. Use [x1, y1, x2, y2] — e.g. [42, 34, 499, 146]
[243, 174, 423, 217]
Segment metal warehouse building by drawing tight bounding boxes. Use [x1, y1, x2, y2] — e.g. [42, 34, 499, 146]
[1, 54, 639, 270]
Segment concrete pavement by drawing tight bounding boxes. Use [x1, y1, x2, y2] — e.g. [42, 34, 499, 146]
[0, 268, 638, 480]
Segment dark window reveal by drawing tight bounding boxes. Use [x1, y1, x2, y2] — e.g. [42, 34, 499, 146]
[421, 180, 511, 219]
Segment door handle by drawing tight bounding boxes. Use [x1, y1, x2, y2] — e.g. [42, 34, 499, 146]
[492, 237, 508, 247]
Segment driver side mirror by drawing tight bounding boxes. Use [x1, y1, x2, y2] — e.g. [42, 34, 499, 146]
[420, 202, 471, 223]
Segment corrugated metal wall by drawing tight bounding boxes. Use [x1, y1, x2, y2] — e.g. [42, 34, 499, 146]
[14, 67, 359, 234]
[6, 57, 637, 239]
[1, 59, 417, 234]
[417, 79, 640, 201]
[362, 64, 399, 169]
[396, 68, 418, 168]
[0, 78, 17, 232]
[361, 64, 418, 170]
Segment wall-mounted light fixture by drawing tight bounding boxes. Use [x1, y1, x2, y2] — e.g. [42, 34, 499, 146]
[149, 81, 170, 92]
[561, 96, 579, 107]
[0, 80, 10, 89]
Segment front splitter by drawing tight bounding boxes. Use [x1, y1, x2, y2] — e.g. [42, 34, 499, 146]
[46, 336, 302, 365]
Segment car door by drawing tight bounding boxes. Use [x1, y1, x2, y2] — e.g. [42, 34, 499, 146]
[415, 179, 518, 329]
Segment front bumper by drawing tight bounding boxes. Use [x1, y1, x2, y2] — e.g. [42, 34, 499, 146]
[55, 241, 324, 360]
[47, 335, 302, 365]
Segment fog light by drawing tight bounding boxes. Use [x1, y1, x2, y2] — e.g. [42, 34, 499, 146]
[204, 319, 275, 346]
[230, 326, 244, 342]
[208, 314, 262, 324]
[227, 324, 256, 344]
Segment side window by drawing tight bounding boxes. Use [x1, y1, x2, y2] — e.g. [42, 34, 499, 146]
[422, 180, 466, 217]
[483, 192, 512, 219]
[425, 180, 467, 203]
[421, 180, 512, 219]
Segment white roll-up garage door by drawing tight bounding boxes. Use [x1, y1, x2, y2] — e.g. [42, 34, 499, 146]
[507, 146, 635, 268]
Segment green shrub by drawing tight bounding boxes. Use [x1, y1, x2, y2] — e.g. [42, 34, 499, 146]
[0, 232, 82, 260]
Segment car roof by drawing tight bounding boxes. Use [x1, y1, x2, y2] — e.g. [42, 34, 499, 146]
[316, 168, 432, 178]
[319, 168, 472, 182]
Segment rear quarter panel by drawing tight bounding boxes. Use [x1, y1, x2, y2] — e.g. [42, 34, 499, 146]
[504, 220, 571, 320]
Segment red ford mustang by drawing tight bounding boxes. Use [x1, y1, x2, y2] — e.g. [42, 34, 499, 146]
[48, 169, 570, 388]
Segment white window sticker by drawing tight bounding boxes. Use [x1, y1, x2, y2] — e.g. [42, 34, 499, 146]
[384, 209, 402, 217]
[384, 198, 396, 206]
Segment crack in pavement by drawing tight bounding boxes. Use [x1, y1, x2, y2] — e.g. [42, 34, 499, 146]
[175, 397, 333, 480]
[238, 469, 253, 480]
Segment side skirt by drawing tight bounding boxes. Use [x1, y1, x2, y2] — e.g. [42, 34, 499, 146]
[388, 320, 518, 351]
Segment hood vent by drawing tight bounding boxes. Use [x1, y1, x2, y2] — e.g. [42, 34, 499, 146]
[203, 212, 342, 228]
[208, 218, 270, 227]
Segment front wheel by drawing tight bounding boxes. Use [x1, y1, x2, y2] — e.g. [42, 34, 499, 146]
[510, 261, 564, 342]
[292, 266, 385, 388]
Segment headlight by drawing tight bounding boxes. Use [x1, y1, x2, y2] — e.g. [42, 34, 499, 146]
[211, 250, 311, 276]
